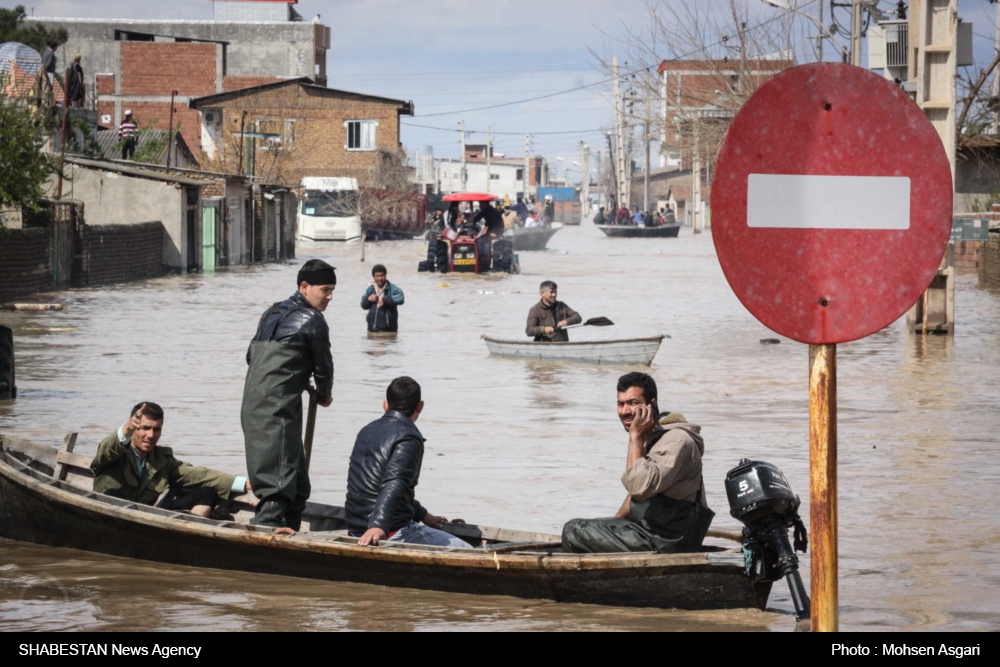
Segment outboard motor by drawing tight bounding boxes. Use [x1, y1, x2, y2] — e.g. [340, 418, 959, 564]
[725, 458, 810, 621]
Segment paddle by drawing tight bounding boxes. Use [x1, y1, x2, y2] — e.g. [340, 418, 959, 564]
[303, 386, 318, 471]
[557, 316, 615, 330]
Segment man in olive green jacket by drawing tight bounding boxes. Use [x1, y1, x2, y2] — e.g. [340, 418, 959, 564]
[91, 402, 251, 517]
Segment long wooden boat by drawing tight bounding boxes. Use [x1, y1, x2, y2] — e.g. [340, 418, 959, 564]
[507, 223, 562, 251]
[596, 224, 681, 238]
[0, 432, 768, 611]
[483, 335, 664, 366]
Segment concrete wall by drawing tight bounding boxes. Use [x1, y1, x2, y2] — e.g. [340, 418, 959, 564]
[437, 160, 524, 199]
[55, 166, 187, 271]
[27, 18, 324, 82]
[0, 228, 52, 300]
[74, 222, 164, 287]
[979, 236, 1000, 290]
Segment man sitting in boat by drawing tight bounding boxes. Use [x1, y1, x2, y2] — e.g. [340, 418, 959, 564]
[91, 402, 251, 518]
[561, 373, 714, 554]
[345, 377, 471, 548]
[526, 281, 581, 342]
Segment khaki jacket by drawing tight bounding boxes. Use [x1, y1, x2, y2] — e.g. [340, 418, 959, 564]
[90, 432, 237, 506]
[525, 300, 582, 342]
[621, 422, 707, 506]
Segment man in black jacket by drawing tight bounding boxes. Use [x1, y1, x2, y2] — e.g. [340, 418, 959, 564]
[241, 259, 336, 532]
[345, 377, 470, 547]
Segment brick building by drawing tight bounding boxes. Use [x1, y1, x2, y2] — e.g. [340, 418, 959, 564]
[189, 78, 414, 186]
[94, 40, 286, 159]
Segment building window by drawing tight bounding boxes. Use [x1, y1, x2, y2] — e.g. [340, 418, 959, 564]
[346, 120, 378, 151]
[516, 168, 524, 181]
[284, 119, 297, 146]
[490, 173, 500, 180]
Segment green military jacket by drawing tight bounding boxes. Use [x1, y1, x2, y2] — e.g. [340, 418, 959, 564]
[90, 432, 238, 506]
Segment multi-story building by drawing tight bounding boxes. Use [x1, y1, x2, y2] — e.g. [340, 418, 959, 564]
[189, 78, 414, 187]
[28, 0, 329, 131]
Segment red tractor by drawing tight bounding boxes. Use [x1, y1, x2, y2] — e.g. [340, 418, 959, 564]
[437, 193, 516, 274]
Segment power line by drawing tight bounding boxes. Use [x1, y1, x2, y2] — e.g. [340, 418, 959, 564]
[413, 4, 812, 119]
[402, 122, 606, 136]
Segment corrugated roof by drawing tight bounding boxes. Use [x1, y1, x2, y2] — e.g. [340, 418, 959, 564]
[63, 155, 207, 186]
[89, 129, 197, 167]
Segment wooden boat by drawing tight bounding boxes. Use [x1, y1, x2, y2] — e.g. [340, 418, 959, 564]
[595, 224, 681, 238]
[0, 432, 769, 611]
[507, 223, 562, 251]
[483, 335, 664, 366]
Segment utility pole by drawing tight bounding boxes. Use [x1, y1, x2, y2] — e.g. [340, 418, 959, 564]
[692, 116, 702, 234]
[992, 0, 1000, 134]
[613, 56, 628, 209]
[580, 141, 590, 223]
[643, 100, 651, 214]
[486, 125, 492, 194]
[850, 0, 863, 67]
[460, 119, 468, 191]
[524, 133, 532, 201]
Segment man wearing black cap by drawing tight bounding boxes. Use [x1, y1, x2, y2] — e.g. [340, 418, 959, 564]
[241, 259, 336, 532]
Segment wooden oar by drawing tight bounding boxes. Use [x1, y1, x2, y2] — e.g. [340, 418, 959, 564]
[558, 316, 615, 330]
[303, 386, 318, 471]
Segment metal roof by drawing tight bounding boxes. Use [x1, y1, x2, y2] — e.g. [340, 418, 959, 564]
[63, 156, 208, 186]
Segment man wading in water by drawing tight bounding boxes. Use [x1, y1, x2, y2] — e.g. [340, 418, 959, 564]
[242, 260, 336, 533]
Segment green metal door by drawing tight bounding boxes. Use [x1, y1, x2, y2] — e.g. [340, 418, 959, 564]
[202, 205, 216, 273]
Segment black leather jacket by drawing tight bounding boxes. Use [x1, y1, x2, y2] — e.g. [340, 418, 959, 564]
[345, 410, 428, 534]
[247, 292, 334, 401]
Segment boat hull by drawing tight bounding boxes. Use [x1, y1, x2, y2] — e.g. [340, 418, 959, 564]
[483, 335, 664, 366]
[0, 438, 767, 611]
[507, 224, 562, 251]
[596, 224, 681, 238]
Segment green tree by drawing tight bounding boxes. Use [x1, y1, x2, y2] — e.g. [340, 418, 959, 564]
[0, 94, 57, 226]
[0, 5, 67, 53]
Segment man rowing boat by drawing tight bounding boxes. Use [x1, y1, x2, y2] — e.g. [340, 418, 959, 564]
[525, 280, 581, 342]
[241, 260, 336, 533]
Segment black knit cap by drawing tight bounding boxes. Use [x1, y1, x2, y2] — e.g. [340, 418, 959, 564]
[297, 259, 337, 286]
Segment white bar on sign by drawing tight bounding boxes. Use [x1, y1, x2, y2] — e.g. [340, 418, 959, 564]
[746, 174, 910, 230]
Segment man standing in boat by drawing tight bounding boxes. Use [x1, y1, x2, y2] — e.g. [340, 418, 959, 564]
[525, 281, 581, 342]
[561, 372, 714, 554]
[242, 260, 336, 533]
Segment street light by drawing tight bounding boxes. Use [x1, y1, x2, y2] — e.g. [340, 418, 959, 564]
[759, 0, 849, 62]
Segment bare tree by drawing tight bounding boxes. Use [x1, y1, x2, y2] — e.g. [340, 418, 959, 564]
[202, 111, 294, 184]
[591, 0, 797, 196]
[328, 147, 420, 262]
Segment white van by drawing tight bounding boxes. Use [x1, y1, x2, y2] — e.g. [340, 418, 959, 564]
[298, 177, 361, 242]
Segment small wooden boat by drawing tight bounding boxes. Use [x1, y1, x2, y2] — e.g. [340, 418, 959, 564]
[507, 223, 562, 251]
[0, 432, 768, 611]
[483, 335, 664, 366]
[596, 224, 681, 238]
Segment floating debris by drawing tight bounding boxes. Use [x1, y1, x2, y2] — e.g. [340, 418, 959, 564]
[438, 283, 451, 288]
[760, 338, 781, 345]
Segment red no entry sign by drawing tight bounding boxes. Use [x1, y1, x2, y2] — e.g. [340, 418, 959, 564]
[713, 63, 953, 344]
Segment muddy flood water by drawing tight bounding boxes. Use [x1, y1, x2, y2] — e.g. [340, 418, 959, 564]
[1, 224, 999, 631]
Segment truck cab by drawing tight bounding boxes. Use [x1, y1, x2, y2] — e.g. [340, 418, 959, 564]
[298, 177, 361, 242]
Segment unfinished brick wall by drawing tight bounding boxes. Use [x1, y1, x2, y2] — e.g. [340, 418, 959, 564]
[123, 103, 203, 160]
[121, 43, 217, 97]
[0, 229, 52, 300]
[73, 222, 164, 288]
[210, 83, 406, 186]
[224, 76, 282, 92]
[979, 236, 1000, 290]
[953, 240, 983, 272]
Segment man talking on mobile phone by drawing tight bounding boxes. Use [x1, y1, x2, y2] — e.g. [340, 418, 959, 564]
[561, 372, 714, 554]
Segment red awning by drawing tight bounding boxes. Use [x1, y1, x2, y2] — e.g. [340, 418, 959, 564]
[442, 192, 497, 202]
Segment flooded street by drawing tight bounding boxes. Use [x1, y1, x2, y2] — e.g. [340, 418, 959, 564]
[2, 223, 999, 631]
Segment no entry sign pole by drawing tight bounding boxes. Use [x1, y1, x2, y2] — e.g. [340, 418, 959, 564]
[712, 63, 953, 632]
[809, 344, 837, 632]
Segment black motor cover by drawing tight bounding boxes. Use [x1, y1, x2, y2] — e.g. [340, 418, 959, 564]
[725, 458, 798, 524]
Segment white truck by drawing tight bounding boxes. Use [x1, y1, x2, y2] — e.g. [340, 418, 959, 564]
[297, 177, 361, 242]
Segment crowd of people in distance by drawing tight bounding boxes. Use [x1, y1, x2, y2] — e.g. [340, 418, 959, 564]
[426, 194, 557, 237]
[593, 201, 677, 228]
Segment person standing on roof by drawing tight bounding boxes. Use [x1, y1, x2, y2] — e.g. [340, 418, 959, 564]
[119, 110, 138, 160]
[242, 260, 336, 533]
[66, 54, 85, 108]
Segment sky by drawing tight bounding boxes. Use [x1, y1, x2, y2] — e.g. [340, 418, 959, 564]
[18, 0, 1000, 175]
